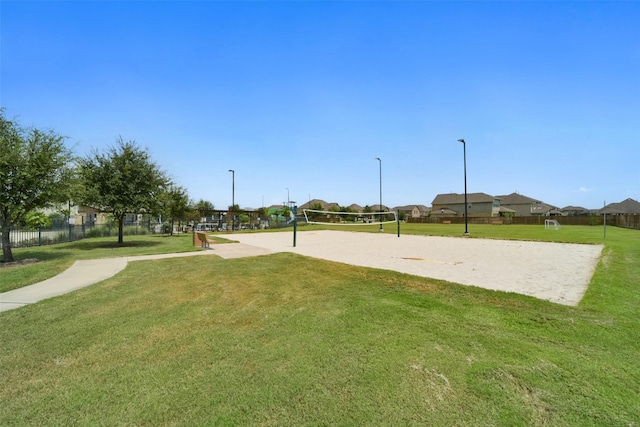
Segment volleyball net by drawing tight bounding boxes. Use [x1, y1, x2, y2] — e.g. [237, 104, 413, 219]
[302, 209, 398, 226]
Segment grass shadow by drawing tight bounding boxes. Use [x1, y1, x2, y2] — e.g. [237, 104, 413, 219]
[7, 239, 164, 263]
[5, 249, 75, 262]
[56, 240, 162, 250]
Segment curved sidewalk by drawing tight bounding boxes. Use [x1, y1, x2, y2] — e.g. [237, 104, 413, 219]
[0, 243, 272, 313]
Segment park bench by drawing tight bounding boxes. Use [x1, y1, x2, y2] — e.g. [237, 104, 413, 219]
[196, 231, 214, 248]
[442, 220, 451, 224]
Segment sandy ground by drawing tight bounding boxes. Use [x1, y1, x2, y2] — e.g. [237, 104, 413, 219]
[217, 230, 603, 306]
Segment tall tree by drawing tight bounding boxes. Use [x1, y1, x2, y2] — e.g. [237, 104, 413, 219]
[0, 110, 75, 262]
[308, 202, 323, 220]
[24, 211, 52, 228]
[228, 203, 240, 231]
[158, 185, 190, 236]
[78, 137, 168, 244]
[282, 205, 291, 219]
[194, 199, 215, 220]
[255, 207, 268, 219]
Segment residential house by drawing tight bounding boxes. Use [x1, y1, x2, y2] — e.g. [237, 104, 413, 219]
[496, 192, 560, 217]
[370, 204, 390, 213]
[394, 205, 431, 219]
[77, 205, 140, 225]
[348, 203, 364, 212]
[431, 193, 500, 218]
[297, 199, 339, 211]
[600, 198, 640, 229]
[560, 206, 591, 216]
[601, 198, 640, 214]
[42, 203, 127, 226]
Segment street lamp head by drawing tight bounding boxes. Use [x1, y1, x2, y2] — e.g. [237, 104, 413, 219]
[458, 139, 465, 143]
[228, 169, 234, 173]
[375, 157, 381, 161]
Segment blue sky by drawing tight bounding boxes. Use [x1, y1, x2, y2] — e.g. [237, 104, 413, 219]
[2, 1, 638, 210]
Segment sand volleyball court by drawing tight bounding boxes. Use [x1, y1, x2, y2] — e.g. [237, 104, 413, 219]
[217, 230, 603, 306]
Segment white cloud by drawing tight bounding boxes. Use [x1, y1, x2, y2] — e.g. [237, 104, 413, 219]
[578, 187, 592, 193]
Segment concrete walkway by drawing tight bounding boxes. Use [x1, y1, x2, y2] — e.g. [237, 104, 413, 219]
[0, 243, 272, 313]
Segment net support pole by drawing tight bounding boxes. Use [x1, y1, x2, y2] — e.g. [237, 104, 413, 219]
[603, 200, 606, 240]
[293, 205, 298, 247]
[397, 211, 400, 237]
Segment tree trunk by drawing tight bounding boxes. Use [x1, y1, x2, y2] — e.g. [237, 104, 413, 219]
[1, 222, 13, 262]
[118, 214, 124, 244]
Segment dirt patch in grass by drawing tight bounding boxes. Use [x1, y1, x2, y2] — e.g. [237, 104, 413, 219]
[0, 258, 40, 269]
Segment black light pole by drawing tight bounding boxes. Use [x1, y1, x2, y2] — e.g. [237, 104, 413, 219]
[376, 157, 383, 232]
[228, 169, 234, 231]
[457, 139, 469, 236]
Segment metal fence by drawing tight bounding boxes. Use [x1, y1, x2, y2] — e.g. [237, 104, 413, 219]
[1, 221, 164, 250]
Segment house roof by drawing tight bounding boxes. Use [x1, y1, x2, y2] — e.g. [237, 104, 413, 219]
[370, 204, 390, 211]
[531, 203, 559, 215]
[432, 192, 496, 205]
[561, 206, 589, 211]
[298, 199, 341, 211]
[495, 192, 541, 205]
[601, 198, 640, 214]
[393, 204, 430, 212]
[299, 199, 327, 209]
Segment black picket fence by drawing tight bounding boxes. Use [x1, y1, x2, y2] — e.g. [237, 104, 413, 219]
[1, 222, 164, 250]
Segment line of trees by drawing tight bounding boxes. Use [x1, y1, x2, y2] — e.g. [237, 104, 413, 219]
[0, 110, 214, 262]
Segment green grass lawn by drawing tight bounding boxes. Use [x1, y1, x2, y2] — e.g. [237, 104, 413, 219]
[1, 225, 638, 425]
[0, 233, 201, 293]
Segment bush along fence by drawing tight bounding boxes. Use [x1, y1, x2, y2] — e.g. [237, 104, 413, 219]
[1, 221, 164, 250]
